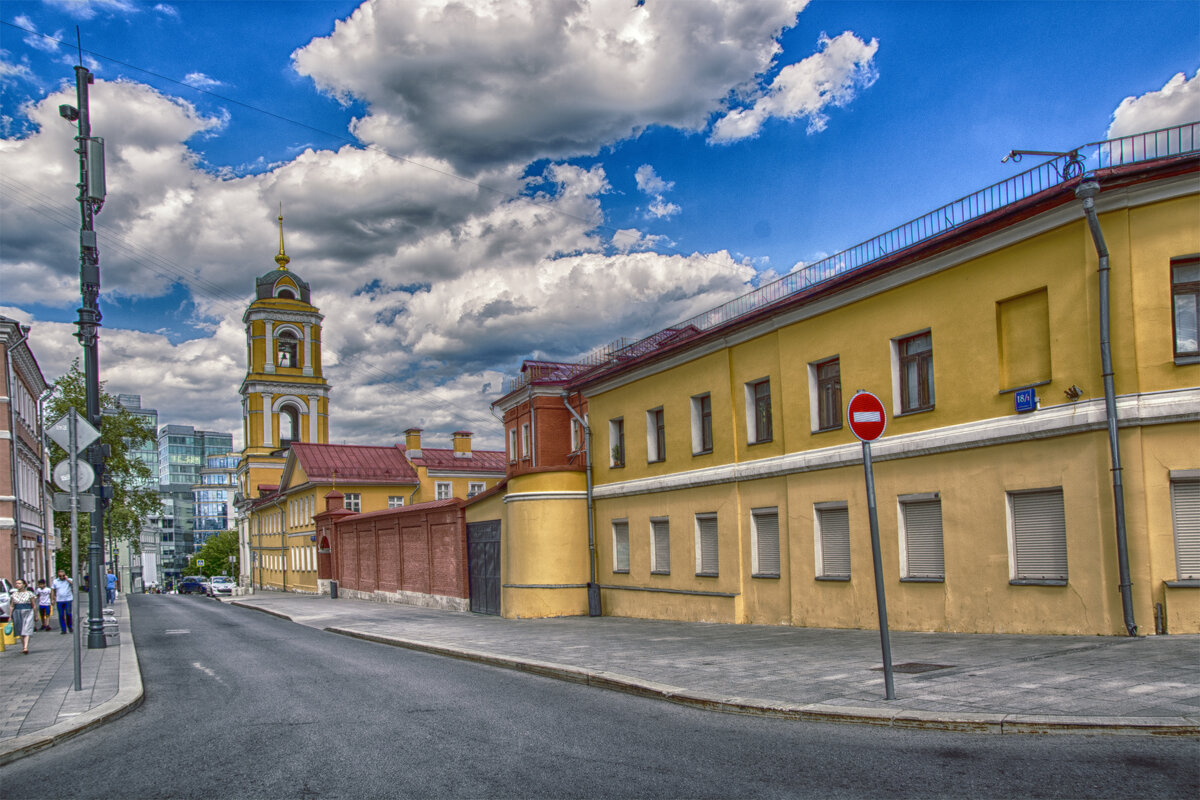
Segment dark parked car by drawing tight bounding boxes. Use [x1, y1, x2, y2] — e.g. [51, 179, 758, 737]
[178, 576, 205, 595]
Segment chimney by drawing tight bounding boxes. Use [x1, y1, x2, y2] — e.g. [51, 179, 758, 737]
[453, 430, 472, 458]
[405, 427, 422, 458]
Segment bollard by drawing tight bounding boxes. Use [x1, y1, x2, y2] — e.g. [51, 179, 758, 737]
[329, 580, 338, 599]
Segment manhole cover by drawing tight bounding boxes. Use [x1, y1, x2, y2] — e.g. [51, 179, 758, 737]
[873, 662, 952, 674]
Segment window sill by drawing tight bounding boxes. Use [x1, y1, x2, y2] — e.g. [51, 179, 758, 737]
[647, 458, 665, 465]
[612, 569, 629, 575]
[896, 406, 934, 418]
[1010, 578, 1067, 586]
[747, 437, 774, 447]
[998, 379, 1051, 395]
[812, 425, 842, 435]
[692, 449, 713, 457]
[650, 570, 670, 576]
[695, 571, 719, 578]
[610, 464, 625, 470]
[900, 576, 944, 583]
[816, 575, 850, 582]
[751, 572, 780, 579]
[1174, 355, 1200, 365]
[1164, 579, 1200, 588]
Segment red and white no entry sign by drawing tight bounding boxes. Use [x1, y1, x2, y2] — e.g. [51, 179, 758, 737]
[847, 391, 887, 442]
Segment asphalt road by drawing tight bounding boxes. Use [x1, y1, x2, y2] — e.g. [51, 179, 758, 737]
[3, 594, 1197, 799]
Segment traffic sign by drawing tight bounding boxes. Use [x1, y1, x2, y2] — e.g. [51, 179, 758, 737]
[47, 409, 100, 454]
[847, 391, 887, 442]
[54, 459, 95, 492]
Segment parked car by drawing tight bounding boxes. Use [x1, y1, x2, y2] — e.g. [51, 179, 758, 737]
[178, 576, 205, 595]
[209, 576, 235, 596]
[0, 577, 14, 620]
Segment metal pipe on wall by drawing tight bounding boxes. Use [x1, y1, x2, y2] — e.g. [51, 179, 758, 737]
[1076, 177, 1137, 637]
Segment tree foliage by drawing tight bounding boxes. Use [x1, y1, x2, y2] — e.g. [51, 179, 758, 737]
[189, 529, 238, 577]
[47, 360, 161, 566]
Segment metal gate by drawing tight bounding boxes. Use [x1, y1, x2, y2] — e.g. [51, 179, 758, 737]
[467, 520, 501, 615]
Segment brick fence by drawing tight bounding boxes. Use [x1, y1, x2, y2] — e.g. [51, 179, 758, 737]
[315, 497, 469, 611]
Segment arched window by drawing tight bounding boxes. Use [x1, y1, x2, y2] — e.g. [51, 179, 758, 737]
[277, 288, 295, 300]
[277, 330, 298, 367]
[280, 404, 301, 446]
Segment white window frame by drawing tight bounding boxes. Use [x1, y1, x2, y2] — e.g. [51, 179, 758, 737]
[808, 356, 842, 432]
[744, 378, 772, 444]
[1170, 472, 1200, 580]
[344, 492, 361, 513]
[508, 428, 518, 463]
[650, 517, 671, 575]
[751, 507, 781, 578]
[690, 393, 713, 455]
[570, 419, 581, 453]
[612, 519, 630, 573]
[387, 496, 405, 509]
[521, 423, 531, 461]
[468, 482, 486, 498]
[609, 418, 625, 467]
[645, 406, 665, 463]
[1007, 487, 1067, 582]
[891, 329, 935, 415]
[694, 513, 719, 576]
[435, 481, 452, 501]
[898, 493, 945, 580]
[814, 502, 850, 579]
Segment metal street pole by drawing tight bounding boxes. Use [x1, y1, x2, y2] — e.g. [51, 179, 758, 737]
[66, 62, 107, 650]
[862, 439, 895, 701]
[68, 413, 82, 690]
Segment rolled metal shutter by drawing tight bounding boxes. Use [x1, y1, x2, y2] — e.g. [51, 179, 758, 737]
[1011, 489, 1067, 580]
[819, 507, 850, 577]
[697, 515, 719, 575]
[754, 510, 780, 576]
[651, 519, 671, 573]
[612, 521, 630, 572]
[903, 500, 944, 579]
[1171, 479, 1200, 580]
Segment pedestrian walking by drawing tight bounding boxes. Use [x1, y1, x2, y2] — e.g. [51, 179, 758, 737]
[9, 579, 35, 654]
[106, 569, 117, 604]
[35, 579, 52, 631]
[51, 569, 74, 634]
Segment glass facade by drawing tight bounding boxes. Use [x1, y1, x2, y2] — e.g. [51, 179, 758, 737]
[155, 426, 235, 575]
[192, 452, 238, 548]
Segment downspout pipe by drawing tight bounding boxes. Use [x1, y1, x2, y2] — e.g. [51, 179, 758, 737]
[1076, 178, 1137, 637]
[563, 392, 600, 616]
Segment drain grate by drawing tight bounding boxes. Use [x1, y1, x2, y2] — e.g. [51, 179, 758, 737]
[873, 662, 952, 674]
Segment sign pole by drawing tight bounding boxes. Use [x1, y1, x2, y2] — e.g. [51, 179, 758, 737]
[69, 413, 82, 690]
[861, 438, 895, 700]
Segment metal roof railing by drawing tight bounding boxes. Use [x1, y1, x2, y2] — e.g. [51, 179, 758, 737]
[505, 122, 1198, 395]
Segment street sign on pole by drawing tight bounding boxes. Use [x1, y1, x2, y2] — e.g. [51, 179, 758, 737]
[847, 391, 887, 442]
[847, 391, 896, 700]
[54, 459, 94, 493]
[47, 408, 100, 454]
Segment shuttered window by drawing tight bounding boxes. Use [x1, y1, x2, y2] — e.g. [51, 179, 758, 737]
[753, 509, 781, 577]
[816, 505, 850, 578]
[1171, 478, 1200, 580]
[695, 514, 719, 576]
[1009, 488, 1067, 581]
[612, 520, 630, 573]
[901, 498, 945, 580]
[651, 518, 671, 574]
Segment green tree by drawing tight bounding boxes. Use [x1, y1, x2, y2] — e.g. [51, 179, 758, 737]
[48, 360, 161, 571]
[189, 529, 238, 577]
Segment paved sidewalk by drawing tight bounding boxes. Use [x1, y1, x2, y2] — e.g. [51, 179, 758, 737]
[0, 594, 142, 766]
[231, 592, 1200, 736]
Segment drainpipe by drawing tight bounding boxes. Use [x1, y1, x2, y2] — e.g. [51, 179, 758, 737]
[38, 388, 52, 581]
[7, 324, 31, 582]
[1076, 178, 1136, 637]
[562, 392, 600, 616]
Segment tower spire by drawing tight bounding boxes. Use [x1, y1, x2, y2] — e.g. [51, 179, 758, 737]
[274, 204, 290, 270]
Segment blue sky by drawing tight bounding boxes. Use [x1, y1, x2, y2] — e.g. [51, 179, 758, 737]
[1, 0, 1197, 449]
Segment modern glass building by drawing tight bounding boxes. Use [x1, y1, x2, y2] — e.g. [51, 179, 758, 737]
[192, 453, 238, 548]
[157, 425, 234, 577]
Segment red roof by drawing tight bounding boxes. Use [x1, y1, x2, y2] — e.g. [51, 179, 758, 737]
[291, 442, 419, 484]
[405, 446, 506, 473]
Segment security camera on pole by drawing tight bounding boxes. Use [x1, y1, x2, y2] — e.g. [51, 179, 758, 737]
[59, 42, 109, 651]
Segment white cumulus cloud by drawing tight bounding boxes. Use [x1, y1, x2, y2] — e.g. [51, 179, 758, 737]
[1107, 68, 1200, 139]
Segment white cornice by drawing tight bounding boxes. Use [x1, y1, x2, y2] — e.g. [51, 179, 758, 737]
[243, 307, 324, 325]
[503, 491, 587, 504]
[426, 469, 505, 479]
[239, 379, 330, 397]
[592, 388, 1200, 499]
[583, 174, 1198, 397]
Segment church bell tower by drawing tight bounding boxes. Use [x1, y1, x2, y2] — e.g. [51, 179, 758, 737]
[237, 212, 330, 501]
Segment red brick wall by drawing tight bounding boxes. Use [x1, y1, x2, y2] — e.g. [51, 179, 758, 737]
[502, 394, 588, 478]
[322, 502, 467, 601]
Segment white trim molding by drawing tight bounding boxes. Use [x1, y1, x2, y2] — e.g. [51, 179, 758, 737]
[503, 491, 588, 504]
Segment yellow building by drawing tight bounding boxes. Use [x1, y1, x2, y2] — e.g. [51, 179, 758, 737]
[236, 214, 330, 587]
[476, 126, 1200, 633]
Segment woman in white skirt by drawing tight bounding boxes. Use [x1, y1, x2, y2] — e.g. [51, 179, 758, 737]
[9, 578, 36, 654]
